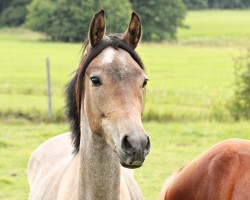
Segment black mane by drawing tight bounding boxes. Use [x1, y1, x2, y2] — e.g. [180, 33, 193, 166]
[65, 35, 144, 153]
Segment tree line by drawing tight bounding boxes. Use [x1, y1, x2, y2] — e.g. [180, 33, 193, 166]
[0, 0, 186, 42]
[1, 0, 250, 42]
[184, 0, 250, 10]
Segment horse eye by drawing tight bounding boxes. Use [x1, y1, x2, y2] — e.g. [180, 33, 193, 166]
[142, 79, 148, 88]
[90, 76, 102, 87]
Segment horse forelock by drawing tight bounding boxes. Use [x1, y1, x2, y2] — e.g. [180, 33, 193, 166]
[65, 35, 145, 153]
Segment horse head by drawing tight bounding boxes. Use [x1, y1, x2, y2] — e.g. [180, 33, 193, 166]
[66, 10, 150, 169]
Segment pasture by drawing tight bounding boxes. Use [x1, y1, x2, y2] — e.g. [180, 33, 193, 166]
[0, 33, 244, 122]
[0, 10, 250, 200]
[1, 122, 250, 200]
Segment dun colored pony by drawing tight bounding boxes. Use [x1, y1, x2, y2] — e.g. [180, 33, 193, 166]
[28, 10, 150, 200]
[159, 139, 250, 200]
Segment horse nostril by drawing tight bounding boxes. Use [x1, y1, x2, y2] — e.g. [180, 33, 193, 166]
[121, 135, 133, 154]
[146, 136, 150, 151]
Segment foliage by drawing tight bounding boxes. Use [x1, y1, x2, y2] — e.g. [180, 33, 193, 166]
[183, 0, 208, 10]
[0, 0, 13, 13]
[208, 0, 250, 9]
[228, 49, 250, 120]
[183, 0, 250, 9]
[1, 0, 188, 42]
[0, 0, 31, 27]
[94, 0, 132, 34]
[25, 0, 132, 42]
[130, 0, 186, 42]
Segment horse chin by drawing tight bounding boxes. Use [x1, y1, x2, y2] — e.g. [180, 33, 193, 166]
[118, 152, 144, 169]
[119, 160, 143, 169]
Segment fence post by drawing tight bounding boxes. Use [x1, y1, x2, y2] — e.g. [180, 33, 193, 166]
[46, 57, 53, 121]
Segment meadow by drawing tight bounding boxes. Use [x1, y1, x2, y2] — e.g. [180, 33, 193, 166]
[0, 10, 250, 200]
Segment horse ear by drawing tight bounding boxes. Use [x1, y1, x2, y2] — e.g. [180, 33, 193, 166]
[123, 12, 142, 49]
[89, 9, 106, 47]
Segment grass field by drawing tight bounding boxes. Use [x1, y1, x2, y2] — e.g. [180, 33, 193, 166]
[1, 122, 250, 200]
[1, 10, 250, 200]
[178, 10, 250, 46]
[0, 31, 246, 122]
[1, 10, 250, 122]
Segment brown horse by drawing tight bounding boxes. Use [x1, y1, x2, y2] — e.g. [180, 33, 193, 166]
[28, 10, 150, 200]
[159, 139, 250, 200]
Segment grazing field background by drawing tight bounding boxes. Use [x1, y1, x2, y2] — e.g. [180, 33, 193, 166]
[0, 10, 250, 200]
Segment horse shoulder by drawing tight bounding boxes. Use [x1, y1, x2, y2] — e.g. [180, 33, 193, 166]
[198, 139, 250, 200]
[162, 139, 250, 200]
[120, 167, 143, 200]
[56, 154, 80, 200]
[28, 132, 76, 200]
[229, 139, 250, 199]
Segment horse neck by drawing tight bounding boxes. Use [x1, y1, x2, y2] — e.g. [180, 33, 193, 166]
[78, 112, 120, 200]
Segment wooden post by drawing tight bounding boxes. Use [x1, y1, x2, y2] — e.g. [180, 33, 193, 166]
[46, 57, 53, 121]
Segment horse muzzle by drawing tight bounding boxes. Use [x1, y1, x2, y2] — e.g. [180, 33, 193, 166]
[118, 133, 150, 169]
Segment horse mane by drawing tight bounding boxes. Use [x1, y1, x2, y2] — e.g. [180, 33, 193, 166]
[65, 34, 145, 153]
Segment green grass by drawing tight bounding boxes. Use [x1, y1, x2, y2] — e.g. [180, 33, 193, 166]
[1, 10, 250, 122]
[0, 32, 246, 122]
[1, 9, 250, 200]
[139, 44, 240, 121]
[0, 34, 80, 122]
[0, 122, 249, 199]
[178, 10, 250, 46]
[0, 28, 49, 41]
[0, 123, 68, 200]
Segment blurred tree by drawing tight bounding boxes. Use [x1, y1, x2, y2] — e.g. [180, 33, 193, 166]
[25, 0, 56, 35]
[182, 0, 250, 9]
[96, 0, 132, 34]
[242, 0, 250, 7]
[131, 0, 186, 41]
[0, 0, 13, 13]
[183, 0, 208, 9]
[228, 49, 250, 120]
[25, 0, 132, 42]
[208, 0, 250, 8]
[0, 0, 31, 27]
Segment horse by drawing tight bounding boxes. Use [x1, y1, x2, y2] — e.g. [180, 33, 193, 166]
[159, 138, 250, 200]
[28, 10, 150, 200]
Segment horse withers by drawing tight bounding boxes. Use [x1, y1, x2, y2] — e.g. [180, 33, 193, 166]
[28, 10, 150, 200]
